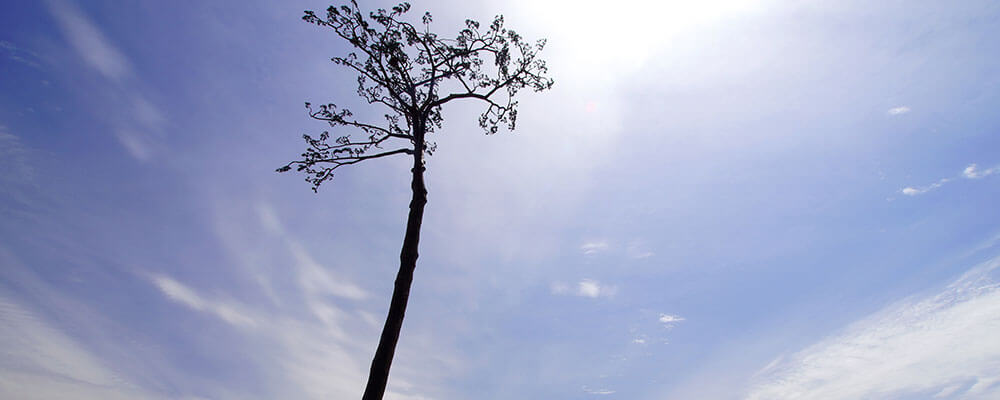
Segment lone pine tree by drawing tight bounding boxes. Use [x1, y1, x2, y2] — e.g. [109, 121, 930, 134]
[277, 2, 553, 399]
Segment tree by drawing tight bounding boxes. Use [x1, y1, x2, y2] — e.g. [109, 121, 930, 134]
[277, 2, 553, 399]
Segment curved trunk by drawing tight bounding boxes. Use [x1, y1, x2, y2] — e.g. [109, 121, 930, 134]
[361, 135, 427, 400]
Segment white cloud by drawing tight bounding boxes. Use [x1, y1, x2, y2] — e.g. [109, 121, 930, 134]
[0, 296, 161, 400]
[551, 279, 618, 298]
[114, 129, 153, 161]
[0, 40, 42, 68]
[888, 106, 911, 115]
[0, 128, 37, 202]
[900, 177, 950, 196]
[288, 241, 369, 301]
[583, 386, 616, 395]
[45, 1, 167, 162]
[579, 279, 617, 298]
[152, 275, 257, 328]
[659, 313, 685, 326]
[254, 202, 369, 302]
[901, 162, 999, 196]
[581, 240, 609, 255]
[45, 0, 130, 81]
[578, 279, 603, 297]
[632, 338, 647, 344]
[962, 164, 999, 180]
[196, 200, 456, 399]
[149, 272, 371, 398]
[746, 255, 1000, 400]
[550, 281, 571, 295]
[626, 241, 655, 259]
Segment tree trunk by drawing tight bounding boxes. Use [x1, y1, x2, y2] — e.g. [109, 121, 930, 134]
[361, 138, 427, 400]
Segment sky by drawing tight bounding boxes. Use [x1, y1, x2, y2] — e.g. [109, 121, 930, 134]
[2, 0, 1000, 399]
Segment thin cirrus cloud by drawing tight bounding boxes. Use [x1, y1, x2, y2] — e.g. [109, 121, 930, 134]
[888, 106, 911, 115]
[581, 239, 655, 259]
[143, 200, 454, 400]
[580, 240, 609, 255]
[900, 163, 999, 196]
[45, 0, 165, 162]
[0, 296, 162, 400]
[626, 241, 655, 259]
[962, 164, 999, 180]
[900, 177, 950, 196]
[552, 279, 618, 298]
[152, 275, 258, 328]
[746, 255, 1000, 400]
[45, 0, 130, 81]
[659, 313, 685, 326]
[582, 386, 616, 395]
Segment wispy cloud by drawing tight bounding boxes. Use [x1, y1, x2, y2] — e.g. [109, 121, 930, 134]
[0, 40, 42, 69]
[0, 128, 35, 186]
[581, 240, 609, 255]
[626, 241, 655, 259]
[552, 279, 618, 298]
[0, 296, 162, 399]
[165, 199, 453, 399]
[257, 203, 369, 302]
[900, 177, 950, 196]
[45, 0, 165, 162]
[659, 313, 685, 326]
[152, 275, 257, 328]
[900, 162, 999, 196]
[888, 106, 911, 115]
[746, 255, 1000, 400]
[962, 164, 999, 180]
[583, 386, 616, 395]
[0, 127, 40, 208]
[45, 0, 130, 81]
[148, 271, 373, 398]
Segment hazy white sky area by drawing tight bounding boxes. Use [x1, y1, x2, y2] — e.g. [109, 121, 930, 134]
[2, 0, 1000, 399]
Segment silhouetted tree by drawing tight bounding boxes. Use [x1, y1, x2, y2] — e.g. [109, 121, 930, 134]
[277, 2, 553, 399]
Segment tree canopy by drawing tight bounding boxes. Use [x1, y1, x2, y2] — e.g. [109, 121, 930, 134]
[278, 0, 554, 190]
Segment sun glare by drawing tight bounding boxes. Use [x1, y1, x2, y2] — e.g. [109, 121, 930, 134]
[515, 0, 764, 72]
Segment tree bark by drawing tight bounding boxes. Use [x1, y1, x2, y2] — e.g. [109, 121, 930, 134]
[361, 134, 427, 400]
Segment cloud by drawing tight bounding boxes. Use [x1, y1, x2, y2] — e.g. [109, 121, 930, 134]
[190, 200, 454, 399]
[45, 0, 166, 162]
[288, 241, 369, 301]
[550, 281, 571, 295]
[255, 202, 369, 302]
[746, 255, 1000, 400]
[0, 128, 41, 209]
[578, 279, 617, 298]
[888, 106, 911, 115]
[900, 178, 950, 196]
[152, 275, 257, 328]
[45, 0, 130, 81]
[583, 386, 616, 395]
[552, 279, 618, 298]
[626, 241, 655, 259]
[0, 128, 35, 186]
[0, 296, 161, 400]
[0, 40, 42, 69]
[901, 162, 1000, 196]
[659, 313, 685, 326]
[962, 164, 999, 180]
[581, 240, 609, 255]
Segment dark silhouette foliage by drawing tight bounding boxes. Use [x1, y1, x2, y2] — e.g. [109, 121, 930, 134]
[278, 2, 552, 399]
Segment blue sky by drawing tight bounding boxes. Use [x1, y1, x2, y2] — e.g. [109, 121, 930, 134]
[2, 0, 1000, 399]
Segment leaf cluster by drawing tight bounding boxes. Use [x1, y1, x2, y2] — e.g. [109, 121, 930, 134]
[280, 1, 554, 190]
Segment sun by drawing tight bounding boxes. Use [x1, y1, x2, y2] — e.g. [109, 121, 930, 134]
[513, 0, 765, 72]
